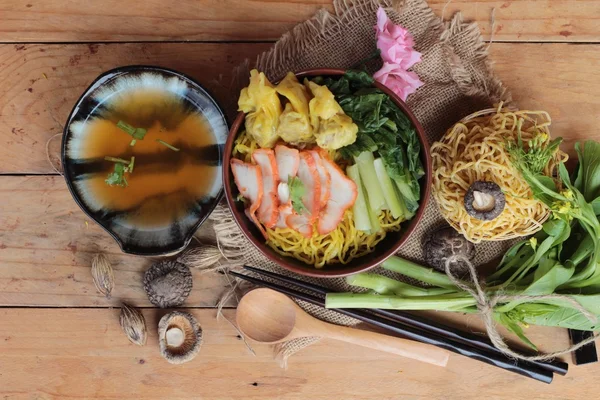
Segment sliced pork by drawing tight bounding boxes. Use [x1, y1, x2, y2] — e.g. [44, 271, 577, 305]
[275, 145, 300, 184]
[309, 150, 331, 209]
[285, 152, 321, 237]
[230, 159, 267, 238]
[252, 149, 280, 228]
[317, 157, 358, 235]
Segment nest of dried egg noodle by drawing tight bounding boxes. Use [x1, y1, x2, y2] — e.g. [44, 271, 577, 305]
[431, 106, 567, 243]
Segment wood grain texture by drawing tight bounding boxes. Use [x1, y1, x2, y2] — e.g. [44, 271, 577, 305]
[0, 42, 271, 173]
[1, 42, 599, 173]
[0, 0, 331, 42]
[1, 0, 599, 43]
[0, 175, 232, 307]
[0, 308, 596, 400]
[490, 43, 600, 156]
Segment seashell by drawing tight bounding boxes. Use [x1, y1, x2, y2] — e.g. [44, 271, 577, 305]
[143, 261, 193, 308]
[119, 303, 147, 346]
[158, 311, 202, 364]
[91, 253, 114, 299]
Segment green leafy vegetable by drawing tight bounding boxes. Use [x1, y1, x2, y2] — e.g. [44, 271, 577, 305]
[156, 139, 180, 152]
[105, 163, 128, 187]
[574, 141, 600, 208]
[288, 177, 308, 214]
[324, 139, 600, 349]
[117, 120, 147, 140]
[506, 129, 562, 175]
[317, 70, 423, 217]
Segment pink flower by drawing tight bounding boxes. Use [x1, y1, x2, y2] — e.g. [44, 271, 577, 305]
[375, 7, 421, 69]
[373, 62, 424, 101]
[374, 7, 423, 101]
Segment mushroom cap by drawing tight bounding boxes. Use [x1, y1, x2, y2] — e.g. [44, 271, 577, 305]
[158, 311, 202, 364]
[424, 226, 476, 275]
[463, 181, 506, 221]
[143, 261, 192, 308]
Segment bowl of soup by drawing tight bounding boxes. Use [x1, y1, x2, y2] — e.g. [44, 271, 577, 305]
[62, 66, 228, 256]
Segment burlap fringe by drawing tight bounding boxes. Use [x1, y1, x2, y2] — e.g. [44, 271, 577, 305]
[214, 0, 513, 367]
[208, 202, 251, 266]
[207, 202, 330, 367]
[442, 12, 511, 104]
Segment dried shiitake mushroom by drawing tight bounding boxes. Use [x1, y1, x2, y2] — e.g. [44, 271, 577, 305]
[464, 181, 506, 221]
[158, 311, 202, 364]
[424, 226, 476, 276]
[143, 261, 192, 308]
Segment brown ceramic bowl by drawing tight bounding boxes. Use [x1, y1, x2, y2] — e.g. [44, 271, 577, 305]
[223, 69, 431, 277]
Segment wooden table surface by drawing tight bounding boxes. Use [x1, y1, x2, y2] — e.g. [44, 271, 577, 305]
[1, 1, 600, 398]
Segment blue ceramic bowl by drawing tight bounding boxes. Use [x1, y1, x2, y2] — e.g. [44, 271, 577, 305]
[62, 66, 228, 256]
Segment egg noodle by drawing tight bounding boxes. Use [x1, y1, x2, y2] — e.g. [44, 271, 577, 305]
[233, 130, 402, 268]
[431, 105, 567, 243]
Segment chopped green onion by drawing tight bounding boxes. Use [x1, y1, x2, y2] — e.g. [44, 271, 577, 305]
[104, 156, 130, 164]
[117, 120, 147, 140]
[156, 139, 180, 152]
[117, 120, 135, 135]
[130, 139, 137, 147]
[288, 176, 308, 214]
[133, 128, 147, 139]
[105, 163, 127, 187]
[104, 156, 134, 187]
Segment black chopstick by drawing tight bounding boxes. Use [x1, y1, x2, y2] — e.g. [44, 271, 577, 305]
[569, 329, 598, 365]
[243, 265, 568, 376]
[229, 270, 554, 384]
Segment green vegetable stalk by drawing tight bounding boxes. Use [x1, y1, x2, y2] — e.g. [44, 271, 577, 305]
[354, 151, 386, 213]
[374, 158, 404, 219]
[317, 70, 423, 219]
[326, 139, 600, 349]
[347, 165, 371, 232]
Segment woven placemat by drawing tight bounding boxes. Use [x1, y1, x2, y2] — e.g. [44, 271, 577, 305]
[206, 0, 514, 366]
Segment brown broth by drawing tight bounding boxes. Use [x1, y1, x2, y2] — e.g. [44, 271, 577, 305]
[81, 88, 217, 228]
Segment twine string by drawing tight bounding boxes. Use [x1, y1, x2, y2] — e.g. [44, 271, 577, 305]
[444, 255, 599, 361]
[45, 133, 63, 176]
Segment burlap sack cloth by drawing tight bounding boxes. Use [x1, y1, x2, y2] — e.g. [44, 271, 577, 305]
[202, 0, 514, 366]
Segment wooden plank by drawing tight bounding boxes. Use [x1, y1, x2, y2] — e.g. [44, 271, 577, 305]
[0, 0, 331, 42]
[1, 0, 599, 43]
[0, 42, 271, 173]
[433, 0, 600, 42]
[0, 308, 596, 399]
[0, 175, 233, 307]
[490, 42, 600, 156]
[1, 42, 599, 173]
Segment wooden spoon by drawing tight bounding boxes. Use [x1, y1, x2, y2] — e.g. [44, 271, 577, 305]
[236, 288, 449, 367]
